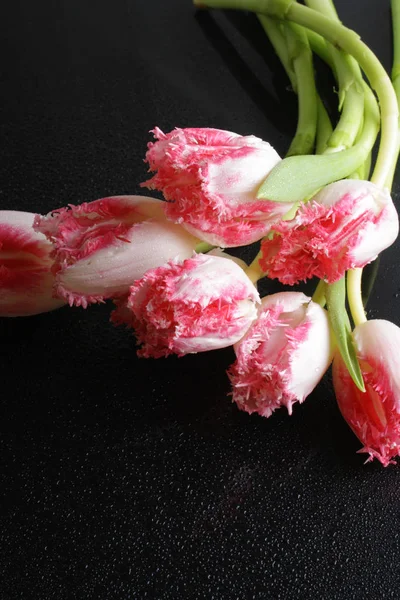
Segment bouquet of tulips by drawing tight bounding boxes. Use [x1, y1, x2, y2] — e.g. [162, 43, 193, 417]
[2, 0, 400, 467]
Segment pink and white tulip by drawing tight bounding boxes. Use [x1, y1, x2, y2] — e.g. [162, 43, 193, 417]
[34, 195, 199, 307]
[259, 179, 399, 285]
[228, 292, 332, 417]
[112, 252, 260, 357]
[0, 210, 65, 317]
[141, 127, 286, 247]
[333, 319, 400, 466]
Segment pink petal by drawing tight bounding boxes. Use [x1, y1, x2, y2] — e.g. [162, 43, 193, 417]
[112, 253, 260, 357]
[35, 195, 198, 306]
[333, 319, 400, 466]
[0, 211, 64, 316]
[260, 180, 399, 285]
[229, 292, 332, 417]
[141, 127, 285, 247]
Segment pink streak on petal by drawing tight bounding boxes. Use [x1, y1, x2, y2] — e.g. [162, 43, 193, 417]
[259, 180, 398, 285]
[141, 127, 285, 247]
[0, 211, 64, 316]
[333, 319, 400, 466]
[35, 196, 198, 306]
[112, 253, 259, 357]
[229, 292, 332, 417]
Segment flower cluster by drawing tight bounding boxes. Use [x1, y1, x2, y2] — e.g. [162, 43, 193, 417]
[3, 0, 400, 467]
[2, 123, 400, 467]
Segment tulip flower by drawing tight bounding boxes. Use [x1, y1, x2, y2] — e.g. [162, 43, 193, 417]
[141, 127, 286, 247]
[34, 195, 199, 308]
[259, 179, 399, 285]
[228, 292, 332, 417]
[0, 210, 65, 317]
[333, 319, 400, 466]
[112, 252, 260, 357]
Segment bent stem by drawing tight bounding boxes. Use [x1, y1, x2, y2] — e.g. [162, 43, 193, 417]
[348, 0, 400, 319]
[306, 0, 364, 153]
[258, 15, 296, 89]
[386, 0, 400, 189]
[195, 0, 398, 188]
[308, 30, 376, 177]
[258, 15, 320, 156]
[284, 21, 318, 156]
[257, 81, 379, 203]
[315, 97, 333, 154]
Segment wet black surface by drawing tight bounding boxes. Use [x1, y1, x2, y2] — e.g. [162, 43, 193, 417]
[1, 1, 400, 598]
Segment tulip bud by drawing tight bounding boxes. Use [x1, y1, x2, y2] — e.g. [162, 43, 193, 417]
[259, 179, 399, 285]
[333, 319, 400, 466]
[34, 195, 199, 308]
[112, 252, 260, 357]
[141, 127, 286, 247]
[228, 292, 332, 417]
[0, 210, 65, 317]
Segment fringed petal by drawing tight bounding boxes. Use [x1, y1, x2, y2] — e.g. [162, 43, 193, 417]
[141, 127, 285, 247]
[229, 292, 332, 417]
[112, 253, 260, 357]
[260, 180, 399, 285]
[35, 196, 198, 306]
[333, 319, 400, 466]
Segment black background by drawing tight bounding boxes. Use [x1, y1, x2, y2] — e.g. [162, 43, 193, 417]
[1, 1, 400, 598]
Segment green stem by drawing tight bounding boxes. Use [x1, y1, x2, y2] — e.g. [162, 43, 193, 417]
[306, 0, 364, 153]
[315, 97, 333, 154]
[308, 29, 375, 179]
[245, 250, 264, 283]
[304, 0, 370, 330]
[325, 55, 364, 152]
[195, 0, 398, 188]
[257, 82, 379, 203]
[348, 108, 372, 180]
[258, 15, 297, 89]
[311, 279, 326, 307]
[283, 21, 318, 156]
[387, 0, 400, 189]
[195, 241, 215, 253]
[349, 117, 365, 179]
[392, 0, 400, 104]
[307, 29, 334, 70]
[347, 268, 367, 326]
[306, 29, 335, 156]
[303, 0, 338, 18]
[259, 15, 323, 156]
[349, 0, 400, 319]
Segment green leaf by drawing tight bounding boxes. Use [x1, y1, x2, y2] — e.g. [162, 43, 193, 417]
[256, 147, 368, 203]
[325, 278, 365, 392]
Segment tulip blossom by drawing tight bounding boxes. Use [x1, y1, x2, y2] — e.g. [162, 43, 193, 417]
[333, 319, 400, 466]
[34, 195, 199, 308]
[259, 179, 399, 285]
[141, 127, 286, 247]
[112, 252, 260, 357]
[228, 292, 332, 417]
[0, 210, 65, 317]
